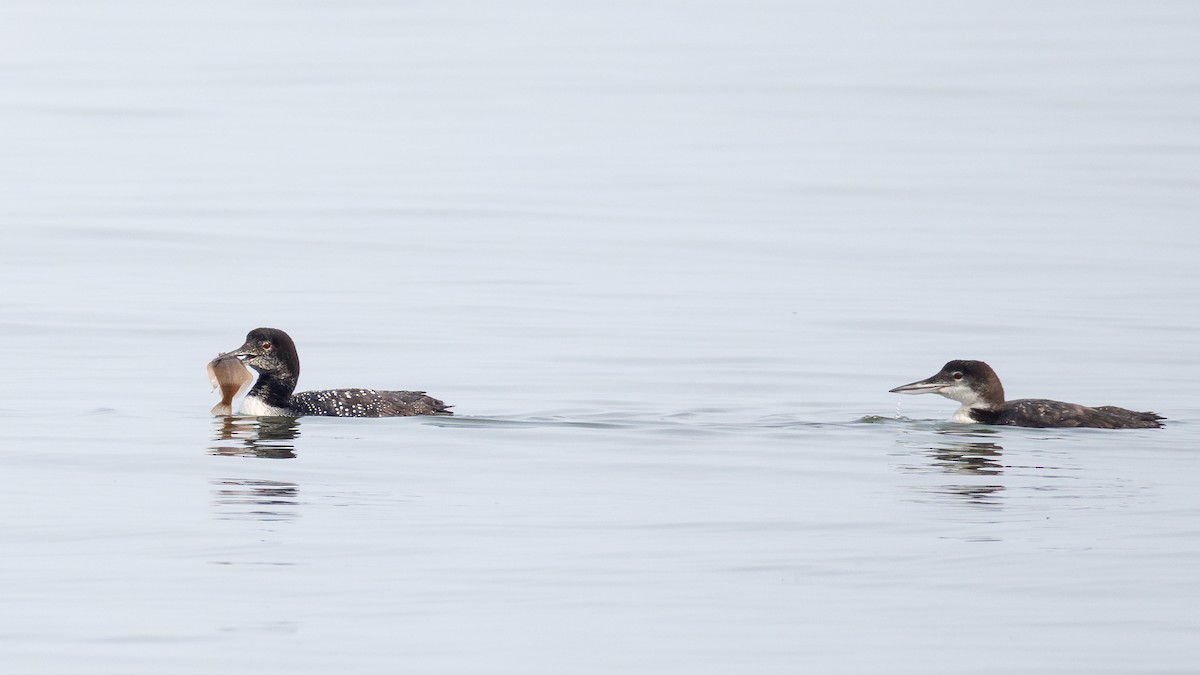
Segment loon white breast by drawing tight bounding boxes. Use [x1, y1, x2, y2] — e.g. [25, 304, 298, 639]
[217, 327, 452, 418]
[889, 359, 1163, 429]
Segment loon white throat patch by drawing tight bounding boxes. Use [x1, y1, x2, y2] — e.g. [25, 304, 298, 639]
[239, 395, 291, 417]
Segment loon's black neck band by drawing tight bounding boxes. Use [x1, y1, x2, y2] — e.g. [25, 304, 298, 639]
[968, 407, 1002, 425]
[248, 372, 296, 409]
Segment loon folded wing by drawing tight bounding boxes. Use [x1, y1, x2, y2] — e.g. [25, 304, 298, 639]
[376, 390, 453, 416]
[1092, 406, 1165, 428]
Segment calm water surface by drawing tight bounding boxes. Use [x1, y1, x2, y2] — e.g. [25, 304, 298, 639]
[1, 1, 1198, 673]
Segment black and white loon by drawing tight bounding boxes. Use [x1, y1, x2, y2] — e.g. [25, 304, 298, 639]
[889, 360, 1163, 429]
[221, 327, 451, 417]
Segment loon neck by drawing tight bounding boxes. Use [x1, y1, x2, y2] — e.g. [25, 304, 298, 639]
[247, 371, 297, 409]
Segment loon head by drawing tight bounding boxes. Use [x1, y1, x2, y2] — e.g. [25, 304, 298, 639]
[225, 327, 301, 383]
[889, 359, 1006, 410]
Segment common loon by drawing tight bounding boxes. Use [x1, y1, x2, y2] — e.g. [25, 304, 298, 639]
[889, 360, 1163, 429]
[219, 327, 451, 417]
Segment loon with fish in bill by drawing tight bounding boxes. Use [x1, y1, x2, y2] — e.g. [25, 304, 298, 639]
[889, 360, 1163, 429]
[215, 327, 451, 417]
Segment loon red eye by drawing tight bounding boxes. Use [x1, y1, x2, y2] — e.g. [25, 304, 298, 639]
[261, 341, 272, 351]
[952, 372, 963, 380]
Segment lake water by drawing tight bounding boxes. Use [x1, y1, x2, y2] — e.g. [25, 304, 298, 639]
[1, 1, 1198, 672]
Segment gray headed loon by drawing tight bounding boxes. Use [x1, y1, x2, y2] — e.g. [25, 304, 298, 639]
[889, 360, 1163, 429]
[220, 327, 451, 417]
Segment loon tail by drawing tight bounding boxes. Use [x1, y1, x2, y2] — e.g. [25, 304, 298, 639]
[1094, 406, 1165, 428]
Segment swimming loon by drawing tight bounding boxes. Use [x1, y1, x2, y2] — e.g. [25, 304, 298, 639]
[889, 360, 1163, 429]
[221, 327, 451, 417]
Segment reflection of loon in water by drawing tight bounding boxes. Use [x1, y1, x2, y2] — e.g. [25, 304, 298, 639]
[220, 327, 451, 418]
[928, 441, 1005, 476]
[211, 416, 301, 459]
[212, 478, 300, 521]
[890, 360, 1164, 429]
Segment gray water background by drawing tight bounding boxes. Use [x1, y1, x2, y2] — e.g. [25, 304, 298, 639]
[1, 1, 1198, 672]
